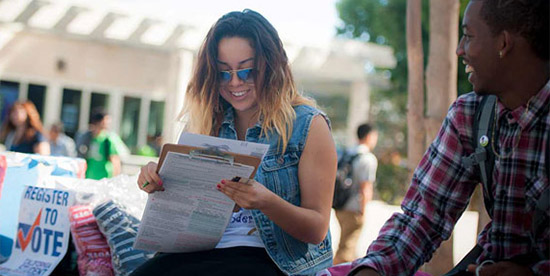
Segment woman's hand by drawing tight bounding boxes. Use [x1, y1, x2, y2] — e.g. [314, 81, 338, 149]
[137, 162, 164, 193]
[217, 178, 275, 210]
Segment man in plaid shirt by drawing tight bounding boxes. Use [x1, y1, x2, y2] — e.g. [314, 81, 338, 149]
[351, 0, 549, 275]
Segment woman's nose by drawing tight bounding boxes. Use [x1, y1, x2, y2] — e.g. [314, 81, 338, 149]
[229, 72, 242, 86]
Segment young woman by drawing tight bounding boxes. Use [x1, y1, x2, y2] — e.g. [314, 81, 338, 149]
[133, 9, 337, 276]
[0, 101, 50, 155]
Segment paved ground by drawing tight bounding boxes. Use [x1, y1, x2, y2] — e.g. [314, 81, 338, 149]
[329, 200, 479, 265]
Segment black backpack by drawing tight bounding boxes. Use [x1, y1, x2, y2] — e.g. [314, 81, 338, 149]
[446, 95, 550, 275]
[332, 149, 361, 209]
[76, 131, 111, 160]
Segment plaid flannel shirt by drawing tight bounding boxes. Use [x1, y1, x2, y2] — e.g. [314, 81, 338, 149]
[352, 80, 550, 276]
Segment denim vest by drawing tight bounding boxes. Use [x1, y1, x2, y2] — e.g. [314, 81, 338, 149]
[218, 105, 333, 275]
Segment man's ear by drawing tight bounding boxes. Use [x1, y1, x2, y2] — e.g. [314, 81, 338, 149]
[498, 30, 514, 58]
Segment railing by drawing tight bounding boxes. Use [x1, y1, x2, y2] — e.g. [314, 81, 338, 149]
[120, 154, 159, 176]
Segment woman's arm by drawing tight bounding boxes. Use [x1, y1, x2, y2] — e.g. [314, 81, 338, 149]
[219, 115, 337, 243]
[265, 115, 336, 243]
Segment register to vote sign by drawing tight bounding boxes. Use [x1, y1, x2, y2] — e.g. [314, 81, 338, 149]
[0, 186, 74, 276]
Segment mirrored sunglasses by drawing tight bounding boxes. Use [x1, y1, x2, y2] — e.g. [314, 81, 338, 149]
[219, 68, 254, 84]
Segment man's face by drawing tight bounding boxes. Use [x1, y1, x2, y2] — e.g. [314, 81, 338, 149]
[49, 129, 59, 141]
[99, 115, 111, 130]
[367, 131, 378, 150]
[456, 1, 502, 94]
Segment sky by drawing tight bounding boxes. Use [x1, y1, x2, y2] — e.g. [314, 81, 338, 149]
[107, 0, 342, 47]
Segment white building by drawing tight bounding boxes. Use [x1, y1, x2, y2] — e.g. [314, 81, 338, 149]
[0, 0, 395, 155]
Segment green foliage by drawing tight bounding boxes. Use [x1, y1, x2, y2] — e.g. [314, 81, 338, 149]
[376, 162, 409, 205]
[336, 0, 431, 92]
[335, 0, 471, 203]
[313, 93, 350, 131]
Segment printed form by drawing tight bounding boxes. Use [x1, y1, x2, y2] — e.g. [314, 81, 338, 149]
[133, 133, 269, 253]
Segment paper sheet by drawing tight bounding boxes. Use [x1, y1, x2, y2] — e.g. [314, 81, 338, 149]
[178, 132, 269, 160]
[133, 151, 254, 252]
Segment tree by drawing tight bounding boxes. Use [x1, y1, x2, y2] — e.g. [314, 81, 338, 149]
[336, 0, 430, 205]
[406, 0, 425, 180]
[419, 1, 460, 274]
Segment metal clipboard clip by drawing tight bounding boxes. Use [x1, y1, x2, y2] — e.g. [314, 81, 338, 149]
[189, 145, 235, 166]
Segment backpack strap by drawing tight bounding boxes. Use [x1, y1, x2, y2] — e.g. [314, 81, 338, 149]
[443, 244, 484, 276]
[546, 126, 550, 182]
[462, 95, 497, 216]
[104, 134, 111, 161]
[451, 98, 550, 272]
[530, 116, 550, 260]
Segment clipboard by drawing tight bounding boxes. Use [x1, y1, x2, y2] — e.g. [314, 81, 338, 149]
[157, 143, 262, 179]
[133, 142, 265, 252]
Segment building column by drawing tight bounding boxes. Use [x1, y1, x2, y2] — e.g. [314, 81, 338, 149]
[346, 79, 371, 145]
[109, 91, 123, 134]
[79, 89, 91, 133]
[19, 80, 28, 101]
[43, 82, 62, 128]
[138, 96, 150, 148]
[164, 49, 194, 143]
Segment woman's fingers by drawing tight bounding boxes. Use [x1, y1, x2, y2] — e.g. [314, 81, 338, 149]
[218, 179, 258, 208]
[138, 162, 164, 193]
[146, 162, 162, 184]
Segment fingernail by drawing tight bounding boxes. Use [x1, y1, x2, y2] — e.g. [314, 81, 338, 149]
[217, 184, 221, 189]
[159, 180, 163, 186]
[221, 180, 226, 184]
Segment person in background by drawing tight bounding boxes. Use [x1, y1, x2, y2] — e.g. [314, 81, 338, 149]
[0, 101, 49, 155]
[352, 0, 549, 275]
[48, 121, 77, 157]
[137, 132, 162, 157]
[133, 9, 337, 276]
[77, 108, 124, 180]
[334, 123, 378, 264]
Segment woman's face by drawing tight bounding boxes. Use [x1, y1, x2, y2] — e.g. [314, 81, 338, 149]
[217, 36, 258, 114]
[10, 105, 27, 126]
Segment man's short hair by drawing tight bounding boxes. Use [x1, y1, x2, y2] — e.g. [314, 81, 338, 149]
[480, 0, 549, 61]
[357, 123, 375, 140]
[90, 108, 108, 125]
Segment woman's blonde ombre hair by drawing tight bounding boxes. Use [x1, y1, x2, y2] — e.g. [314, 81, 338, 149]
[179, 9, 316, 153]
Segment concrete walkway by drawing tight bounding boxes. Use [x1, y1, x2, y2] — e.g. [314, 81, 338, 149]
[330, 200, 479, 265]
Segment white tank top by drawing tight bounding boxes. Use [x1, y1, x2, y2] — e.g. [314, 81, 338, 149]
[215, 208, 264, 248]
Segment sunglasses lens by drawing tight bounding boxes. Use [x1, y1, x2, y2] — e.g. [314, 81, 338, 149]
[237, 68, 253, 82]
[219, 71, 232, 82]
[219, 68, 254, 84]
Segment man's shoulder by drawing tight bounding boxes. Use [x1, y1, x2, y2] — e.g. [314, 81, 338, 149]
[356, 152, 377, 166]
[441, 91, 484, 136]
[354, 146, 376, 166]
[452, 91, 480, 114]
[105, 132, 124, 144]
[60, 134, 75, 143]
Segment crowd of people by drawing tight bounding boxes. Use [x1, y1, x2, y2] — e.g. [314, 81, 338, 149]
[0, 102, 127, 180]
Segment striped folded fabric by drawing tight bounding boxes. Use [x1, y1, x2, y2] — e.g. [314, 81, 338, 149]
[93, 200, 154, 276]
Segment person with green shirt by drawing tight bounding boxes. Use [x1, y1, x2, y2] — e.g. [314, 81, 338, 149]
[76, 108, 123, 180]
